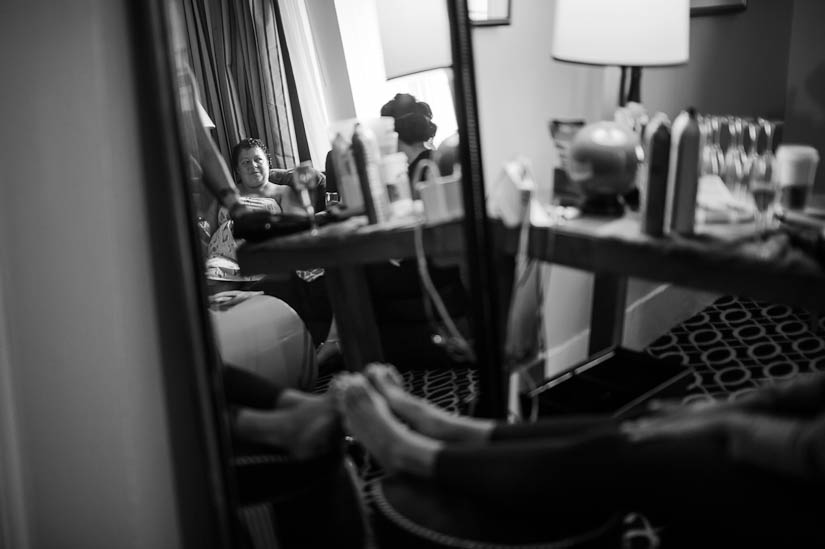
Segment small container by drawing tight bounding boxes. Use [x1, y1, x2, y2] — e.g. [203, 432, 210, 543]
[775, 144, 820, 211]
[417, 165, 463, 224]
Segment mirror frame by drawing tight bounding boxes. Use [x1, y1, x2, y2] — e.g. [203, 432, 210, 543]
[135, 0, 510, 545]
[131, 0, 242, 547]
[448, 0, 507, 418]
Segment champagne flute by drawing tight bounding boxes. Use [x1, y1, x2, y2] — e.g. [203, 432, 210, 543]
[700, 115, 716, 176]
[293, 161, 320, 235]
[724, 117, 747, 201]
[704, 115, 726, 177]
[748, 119, 777, 231]
[743, 118, 760, 185]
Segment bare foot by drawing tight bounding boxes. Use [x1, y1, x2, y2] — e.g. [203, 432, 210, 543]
[364, 363, 494, 443]
[235, 393, 342, 460]
[332, 372, 439, 476]
[286, 393, 342, 459]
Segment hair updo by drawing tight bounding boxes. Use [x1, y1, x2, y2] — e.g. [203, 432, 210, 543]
[380, 93, 437, 145]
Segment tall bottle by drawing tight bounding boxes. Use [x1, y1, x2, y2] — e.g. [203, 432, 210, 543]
[351, 123, 391, 224]
[330, 131, 364, 213]
[664, 108, 701, 235]
[641, 117, 671, 237]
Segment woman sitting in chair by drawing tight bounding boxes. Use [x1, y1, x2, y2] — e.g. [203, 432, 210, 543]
[206, 137, 322, 262]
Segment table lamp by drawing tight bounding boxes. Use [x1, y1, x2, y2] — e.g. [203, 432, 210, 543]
[551, 0, 689, 215]
[552, 0, 689, 107]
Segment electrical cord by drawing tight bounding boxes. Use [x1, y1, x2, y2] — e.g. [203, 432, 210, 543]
[410, 159, 475, 363]
[501, 162, 574, 422]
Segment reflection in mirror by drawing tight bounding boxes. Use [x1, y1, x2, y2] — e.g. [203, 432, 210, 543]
[468, 0, 511, 26]
[164, 0, 490, 547]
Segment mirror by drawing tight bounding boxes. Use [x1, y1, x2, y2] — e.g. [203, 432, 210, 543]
[160, 0, 502, 547]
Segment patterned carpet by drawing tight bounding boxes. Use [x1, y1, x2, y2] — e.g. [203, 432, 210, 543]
[645, 294, 825, 406]
[240, 294, 825, 548]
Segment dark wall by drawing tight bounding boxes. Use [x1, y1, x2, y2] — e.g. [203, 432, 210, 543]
[641, 0, 793, 120]
[783, 0, 825, 194]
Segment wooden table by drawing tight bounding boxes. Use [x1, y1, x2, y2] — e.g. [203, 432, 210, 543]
[237, 203, 825, 394]
[527, 203, 825, 355]
[237, 214, 517, 371]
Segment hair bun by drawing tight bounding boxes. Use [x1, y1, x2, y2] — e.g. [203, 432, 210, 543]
[381, 93, 433, 121]
[395, 113, 437, 144]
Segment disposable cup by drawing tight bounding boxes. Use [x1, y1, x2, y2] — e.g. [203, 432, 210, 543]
[775, 144, 819, 211]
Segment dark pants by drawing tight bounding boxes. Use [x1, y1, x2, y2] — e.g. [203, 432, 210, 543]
[430, 416, 825, 547]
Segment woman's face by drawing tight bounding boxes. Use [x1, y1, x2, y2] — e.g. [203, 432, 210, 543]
[236, 146, 269, 189]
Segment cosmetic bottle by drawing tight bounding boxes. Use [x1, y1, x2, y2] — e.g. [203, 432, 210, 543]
[665, 108, 701, 235]
[330, 132, 364, 212]
[641, 117, 671, 237]
[351, 123, 391, 224]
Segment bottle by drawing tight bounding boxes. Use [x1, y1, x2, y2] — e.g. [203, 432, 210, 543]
[351, 123, 391, 224]
[665, 108, 701, 235]
[330, 132, 364, 213]
[641, 118, 671, 237]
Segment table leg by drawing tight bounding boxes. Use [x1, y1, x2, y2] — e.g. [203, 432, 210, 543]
[324, 266, 384, 371]
[589, 273, 628, 355]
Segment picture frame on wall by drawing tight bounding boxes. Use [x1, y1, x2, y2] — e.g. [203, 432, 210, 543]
[468, 0, 511, 26]
[690, 0, 747, 17]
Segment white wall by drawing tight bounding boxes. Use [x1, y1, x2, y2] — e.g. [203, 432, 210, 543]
[471, 0, 614, 375]
[0, 2, 181, 547]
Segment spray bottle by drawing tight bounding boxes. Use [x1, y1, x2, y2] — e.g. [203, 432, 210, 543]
[641, 115, 671, 237]
[330, 131, 363, 213]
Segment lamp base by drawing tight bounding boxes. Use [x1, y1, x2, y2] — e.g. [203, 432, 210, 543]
[580, 194, 625, 217]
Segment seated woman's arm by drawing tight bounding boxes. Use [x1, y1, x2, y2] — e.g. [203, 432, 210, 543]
[269, 168, 327, 214]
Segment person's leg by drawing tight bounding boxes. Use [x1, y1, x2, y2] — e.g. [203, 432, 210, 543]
[334, 372, 443, 476]
[365, 362, 615, 443]
[344, 368, 825, 543]
[223, 363, 283, 409]
[439, 420, 825, 544]
[224, 364, 341, 459]
[365, 363, 495, 443]
[343, 371, 760, 511]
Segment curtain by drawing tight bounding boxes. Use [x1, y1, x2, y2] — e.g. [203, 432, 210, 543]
[277, 0, 331, 168]
[178, 0, 298, 170]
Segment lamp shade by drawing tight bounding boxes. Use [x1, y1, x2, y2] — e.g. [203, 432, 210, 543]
[552, 0, 689, 67]
[376, 0, 451, 79]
